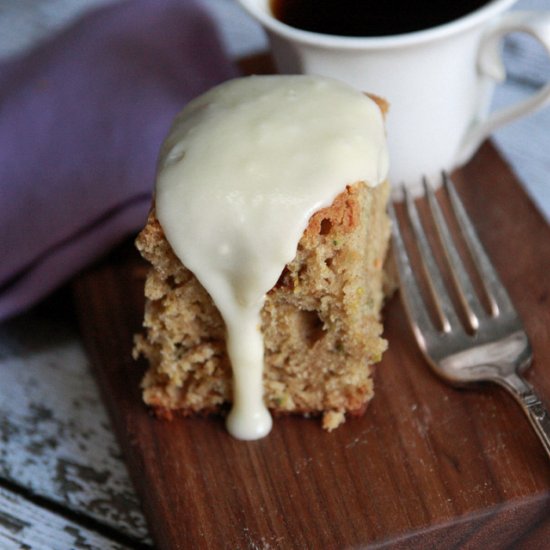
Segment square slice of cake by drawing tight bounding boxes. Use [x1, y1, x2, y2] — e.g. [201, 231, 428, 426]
[133, 75, 391, 438]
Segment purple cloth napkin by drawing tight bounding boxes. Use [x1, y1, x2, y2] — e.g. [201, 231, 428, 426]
[0, 0, 237, 321]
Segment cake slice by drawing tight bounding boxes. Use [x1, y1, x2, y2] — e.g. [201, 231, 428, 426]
[133, 75, 391, 437]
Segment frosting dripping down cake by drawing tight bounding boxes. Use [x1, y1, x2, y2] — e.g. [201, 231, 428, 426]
[133, 75, 391, 440]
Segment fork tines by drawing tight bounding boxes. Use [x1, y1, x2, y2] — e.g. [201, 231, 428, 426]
[388, 174, 550, 459]
[388, 173, 515, 338]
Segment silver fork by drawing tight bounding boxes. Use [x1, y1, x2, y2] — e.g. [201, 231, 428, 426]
[388, 172, 550, 459]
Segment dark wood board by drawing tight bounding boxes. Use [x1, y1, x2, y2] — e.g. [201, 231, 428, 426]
[74, 143, 550, 550]
[72, 61, 550, 548]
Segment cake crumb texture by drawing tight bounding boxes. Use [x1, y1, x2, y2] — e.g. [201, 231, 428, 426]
[133, 180, 391, 429]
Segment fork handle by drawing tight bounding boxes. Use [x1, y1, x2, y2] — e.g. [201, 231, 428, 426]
[498, 373, 550, 459]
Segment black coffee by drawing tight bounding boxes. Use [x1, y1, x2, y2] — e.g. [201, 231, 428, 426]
[270, 0, 490, 37]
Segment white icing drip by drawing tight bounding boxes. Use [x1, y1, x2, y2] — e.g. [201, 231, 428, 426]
[155, 75, 388, 440]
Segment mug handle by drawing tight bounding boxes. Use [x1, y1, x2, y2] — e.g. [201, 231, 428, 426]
[456, 11, 550, 166]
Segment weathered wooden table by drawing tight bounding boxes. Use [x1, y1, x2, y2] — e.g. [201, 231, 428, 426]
[0, 0, 549, 548]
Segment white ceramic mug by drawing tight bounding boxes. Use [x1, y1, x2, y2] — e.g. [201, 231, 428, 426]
[237, 0, 550, 191]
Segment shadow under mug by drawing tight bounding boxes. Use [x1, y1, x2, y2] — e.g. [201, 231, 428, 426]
[238, 0, 550, 191]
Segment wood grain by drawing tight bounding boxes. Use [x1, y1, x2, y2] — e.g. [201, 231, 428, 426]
[0, 485, 132, 550]
[0, 297, 149, 544]
[73, 140, 550, 549]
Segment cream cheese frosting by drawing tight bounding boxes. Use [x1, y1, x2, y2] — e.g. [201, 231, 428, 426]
[155, 75, 388, 439]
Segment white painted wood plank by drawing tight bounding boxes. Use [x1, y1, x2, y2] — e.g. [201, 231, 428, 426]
[0, 0, 116, 62]
[0, 485, 132, 550]
[0, 297, 150, 543]
[492, 78, 550, 221]
[487, 0, 550, 222]
[503, 31, 550, 88]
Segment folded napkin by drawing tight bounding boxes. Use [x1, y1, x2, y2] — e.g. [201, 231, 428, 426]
[0, 0, 237, 321]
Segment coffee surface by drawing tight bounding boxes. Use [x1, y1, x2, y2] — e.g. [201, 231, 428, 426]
[270, 0, 490, 37]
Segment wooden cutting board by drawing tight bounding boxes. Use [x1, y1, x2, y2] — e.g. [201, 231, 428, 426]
[73, 143, 550, 550]
[73, 59, 550, 549]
